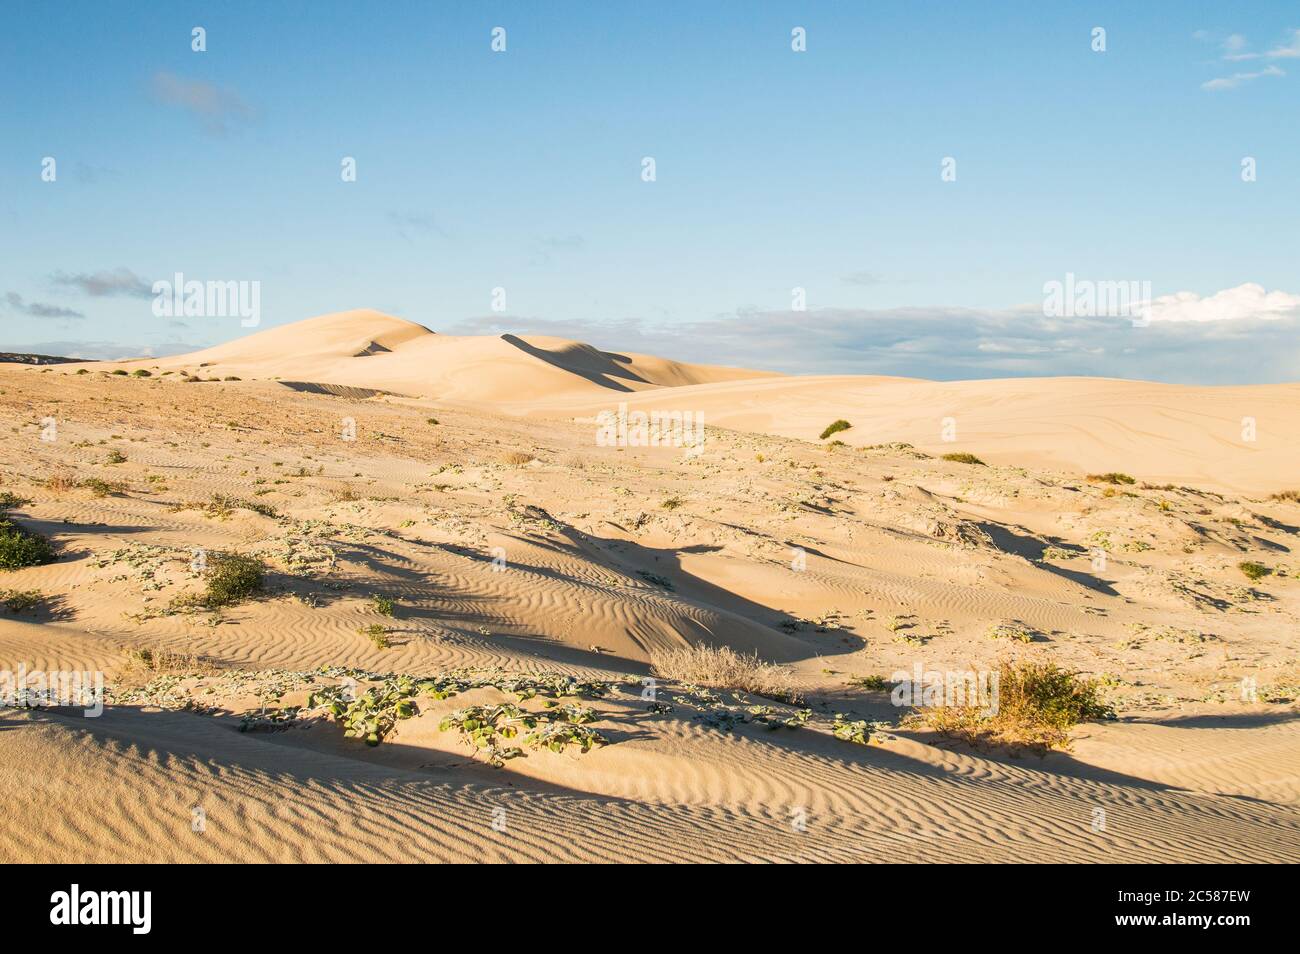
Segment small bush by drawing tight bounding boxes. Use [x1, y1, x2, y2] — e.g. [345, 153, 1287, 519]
[0, 518, 57, 570]
[359, 623, 390, 649]
[199, 553, 265, 607]
[104, 450, 127, 464]
[942, 452, 985, 465]
[131, 369, 151, 378]
[1269, 490, 1300, 503]
[651, 645, 803, 703]
[370, 594, 395, 617]
[425, 417, 439, 425]
[1087, 472, 1135, 485]
[0, 491, 29, 510]
[660, 495, 685, 510]
[502, 450, 535, 467]
[1238, 561, 1272, 581]
[918, 660, 1113, 752]
[819, 419, 851, 440]
[223, 376, 241, 381]
[111, 369, 128, 376]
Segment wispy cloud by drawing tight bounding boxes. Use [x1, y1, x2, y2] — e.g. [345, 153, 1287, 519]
[151, 71, 254, 135]
[1202, 64, 1284, 91]
[1200, 28, 1297, 88]
[50, 268, 153, 298]
[3, 292, 84, 320]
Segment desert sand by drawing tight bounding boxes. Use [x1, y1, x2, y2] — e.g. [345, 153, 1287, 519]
[1, 310, 1297, 863]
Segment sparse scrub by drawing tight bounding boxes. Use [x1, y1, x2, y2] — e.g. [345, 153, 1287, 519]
[370, 594, 395, 617]
[104, 449, 127, 464]
[502, 450, 535, 467]
[650, 645, 803, 703]
[1268, 489, 1299, 503]
[942, 452, 985, 465]
[917, 660, 1113, 752]
[660, 495, 685, 510]
[359, 623, 391, 649]
[819, 419, 851, 440]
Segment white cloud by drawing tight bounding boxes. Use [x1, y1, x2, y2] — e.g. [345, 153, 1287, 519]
[1145, 283, 1300, 323]
[1266, 28, 1300, 58]
[1202, 64, 1284, 90]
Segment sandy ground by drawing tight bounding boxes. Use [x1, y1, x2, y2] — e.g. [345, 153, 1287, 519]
[1, 311, 1296, 863]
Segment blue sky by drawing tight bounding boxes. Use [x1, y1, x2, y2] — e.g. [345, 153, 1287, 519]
[2, 1, 1298, 382]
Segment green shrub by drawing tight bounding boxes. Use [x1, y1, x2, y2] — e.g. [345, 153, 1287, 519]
[131, 369, 151, 378]
[111, 369, 128, 376]
[0, 491, 30, 510]
[0, 518, 57, 570]
[942, 452, 985, 465]
[1238, 561, 1272, 581]
[359, 623, 390, 649]
[819, 419, 851, 440]
[370, 594, 395, 617]
[104, 450, 127, 464]
[200, 553, 265, 607]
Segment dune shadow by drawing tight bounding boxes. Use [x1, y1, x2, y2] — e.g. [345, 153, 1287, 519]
[500, 334, 648, 392]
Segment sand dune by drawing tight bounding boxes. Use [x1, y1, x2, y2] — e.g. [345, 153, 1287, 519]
[85, 310, 1299, 494]
[3, 313, 1298, 863]
[91, 309, 773, 403]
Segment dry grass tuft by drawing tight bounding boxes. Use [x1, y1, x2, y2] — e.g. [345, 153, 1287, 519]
[502, 450, 536, 467]
[651, 644, 803, 702]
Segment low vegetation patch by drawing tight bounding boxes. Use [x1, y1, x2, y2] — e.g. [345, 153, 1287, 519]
[917, 660, 1113, 752]
[819, 419, 851, 440]
[941, 452, 985, 465]
[650, 644, 803, 703]
[1268, 489, 1299, 503]
[196, 553, 265, 608]
[1, 588, 44, 612]
[1238, 560, 1272, 582]
[502, 450, 535, 467]
[0, 515, 57, 570]
[1087, 472, 1135, 485]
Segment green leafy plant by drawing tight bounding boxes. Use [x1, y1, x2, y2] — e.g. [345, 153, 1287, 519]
[370, 593, 395, 616]
[439, 704, 538, 765]
[309, 678, 421, 746]
[359, 623, 390, 649]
